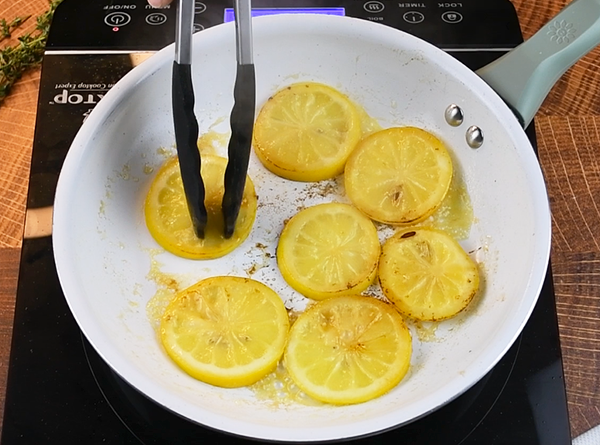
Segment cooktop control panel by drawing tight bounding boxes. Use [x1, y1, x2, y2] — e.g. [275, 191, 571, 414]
[47, 0, 522, 51]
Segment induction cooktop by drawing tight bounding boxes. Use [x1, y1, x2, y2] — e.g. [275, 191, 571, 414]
[1, 1, 572, 443]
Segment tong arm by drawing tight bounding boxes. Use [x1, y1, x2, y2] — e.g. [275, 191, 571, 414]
[222, 0, 256, 238]
[173, 0, 206, 238]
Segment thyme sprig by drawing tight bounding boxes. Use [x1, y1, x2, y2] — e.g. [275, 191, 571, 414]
[0, 15, 31, 42]
[0, 0, 63, 103]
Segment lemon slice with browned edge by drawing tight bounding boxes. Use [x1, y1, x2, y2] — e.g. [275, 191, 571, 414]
[160, 276, 290, 388]
[284, 295, 412, 405]
[253, 82, 362, 181]
[345, 127, 453, 225]
[144, 155, 257, 259]
[379, 228, 480, 321]
[277, 202, 381, 300]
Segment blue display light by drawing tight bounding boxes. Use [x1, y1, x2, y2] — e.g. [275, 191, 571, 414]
[223, 7, 346, 22]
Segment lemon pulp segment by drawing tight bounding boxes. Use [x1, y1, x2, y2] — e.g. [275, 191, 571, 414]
[284, 295, 412, 405]
[379, 228, 479, 321]
[344, 126, 453, 224]
[144, 155, 257, 259]
[277, 202, 381, 300]
[253, 82, 362, 181]
[160, 276, 290, 388]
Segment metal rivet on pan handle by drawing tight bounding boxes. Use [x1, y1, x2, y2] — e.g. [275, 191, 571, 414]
[466, 125, 484, 149]
[444, 104, 464, 127]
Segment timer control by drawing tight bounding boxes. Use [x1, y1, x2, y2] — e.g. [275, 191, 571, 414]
[403, 11, 424, 24]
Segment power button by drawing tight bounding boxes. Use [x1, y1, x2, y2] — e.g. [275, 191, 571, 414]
[104, 12, 131, 27]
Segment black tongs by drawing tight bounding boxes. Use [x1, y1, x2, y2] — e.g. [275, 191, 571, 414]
[172, 0, 255, 239]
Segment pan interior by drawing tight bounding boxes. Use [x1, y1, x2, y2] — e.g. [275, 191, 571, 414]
[52, 14, 551, 442]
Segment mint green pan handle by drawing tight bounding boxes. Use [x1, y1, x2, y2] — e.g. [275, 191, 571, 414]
[476, 0, 600, 128]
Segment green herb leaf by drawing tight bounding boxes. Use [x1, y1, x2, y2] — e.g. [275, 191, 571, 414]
[0, 15, 31, 42]
[0, 0, 63, 104]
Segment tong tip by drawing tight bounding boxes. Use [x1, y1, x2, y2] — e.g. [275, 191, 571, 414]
[223, 219, 235, 239]
[192, 218, 205, 239]
[222, 193, 240, 239]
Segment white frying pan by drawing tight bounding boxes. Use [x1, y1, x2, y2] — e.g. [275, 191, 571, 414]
[53, 0, 596, 441]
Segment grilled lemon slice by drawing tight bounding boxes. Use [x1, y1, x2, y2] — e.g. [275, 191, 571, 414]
[160, 276, 289, 388]
[379, 228, 479, 321]
[345, 127, 453, 225]
[284, 295, 412, 405]
[144, 155, 257, 259]
[277, 202, 381, 300]
[253, 82, 362, 181]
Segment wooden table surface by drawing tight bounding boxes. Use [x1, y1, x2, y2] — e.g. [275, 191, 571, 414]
[1, 0, 600, 439]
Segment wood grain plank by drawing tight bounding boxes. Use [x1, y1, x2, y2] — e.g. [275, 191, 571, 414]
[0, 0, 46, 248]
[0, 247, 21, 434]
[553, 250, 600, 436]
[0, 0, 59, 435]
[536, 116, 600, 253]
[0, 118, 33, 245]
[534, 113, 600, 436]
